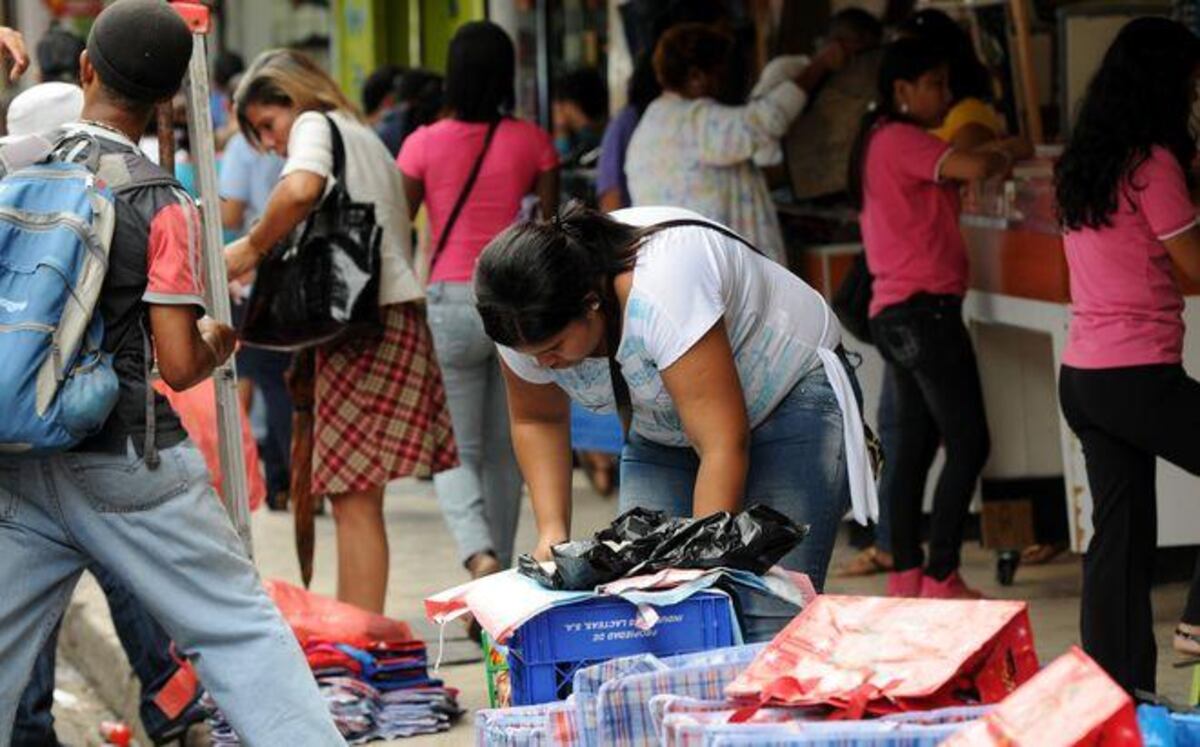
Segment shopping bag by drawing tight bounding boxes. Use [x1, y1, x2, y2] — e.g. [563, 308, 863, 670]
[943, 647, 1142, 747]
[725, 596, 1039, 718]
[152, 378, 265, 511]
[265, 579, 413, 648]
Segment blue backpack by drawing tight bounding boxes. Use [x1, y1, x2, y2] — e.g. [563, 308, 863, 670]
[0, 135, 119, 454]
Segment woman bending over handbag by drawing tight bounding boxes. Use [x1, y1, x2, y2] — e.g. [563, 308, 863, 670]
[225, 49, 458, 613]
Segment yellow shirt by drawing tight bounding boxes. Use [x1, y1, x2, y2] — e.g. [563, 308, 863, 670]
[931, 97, 1004, 143]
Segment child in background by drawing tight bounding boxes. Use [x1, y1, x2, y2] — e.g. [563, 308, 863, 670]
[848, 38, 1029, 600]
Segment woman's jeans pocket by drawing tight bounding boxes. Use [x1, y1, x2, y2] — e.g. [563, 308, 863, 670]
[0, 462, 18, 520]
[64, 442, 201, 514]
[871, 298, 969, 371]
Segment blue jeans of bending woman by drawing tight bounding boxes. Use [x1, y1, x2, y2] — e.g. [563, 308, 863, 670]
[617, 360, 856, 592]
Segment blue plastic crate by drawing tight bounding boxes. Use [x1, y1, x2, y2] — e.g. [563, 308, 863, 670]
[507, 592, 736, 706]
[569, 404, 624, 454]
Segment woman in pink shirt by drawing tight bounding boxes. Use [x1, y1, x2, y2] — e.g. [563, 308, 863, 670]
[398, 21, 559, 592]
[849, 38, 1028, 600]
[1056, 18, 1200, 694]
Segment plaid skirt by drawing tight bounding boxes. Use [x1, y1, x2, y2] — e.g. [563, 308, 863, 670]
[312, 303, 458, 495]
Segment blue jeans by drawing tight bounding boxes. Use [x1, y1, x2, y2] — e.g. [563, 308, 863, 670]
[427, 283, 524, 567]
[0, 441, 345, 746]
[617, 363, 855, 592]
[15, 563, 200, 745]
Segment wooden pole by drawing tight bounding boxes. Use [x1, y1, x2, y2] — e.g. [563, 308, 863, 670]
[1009, 0, 1045, 144]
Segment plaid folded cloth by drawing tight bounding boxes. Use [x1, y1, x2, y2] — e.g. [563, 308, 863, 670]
[476, 699, 582, 746]
[651, 696, 824, 747]
[575, 644, 767, 747]
[699, 719, 968, 746]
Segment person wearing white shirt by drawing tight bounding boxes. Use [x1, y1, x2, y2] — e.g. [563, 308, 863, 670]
[475, 205, 878, 591]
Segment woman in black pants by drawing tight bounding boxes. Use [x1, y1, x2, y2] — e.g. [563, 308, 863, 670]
[1055, 17, 1200, 693]
[850, 39, 1030, 599]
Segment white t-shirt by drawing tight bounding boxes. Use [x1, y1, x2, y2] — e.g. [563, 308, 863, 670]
[283, 110, 423, 305]
[499, 206, 840, 448]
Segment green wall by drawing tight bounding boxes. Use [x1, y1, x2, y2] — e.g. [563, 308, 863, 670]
[333, 0, 486, 99]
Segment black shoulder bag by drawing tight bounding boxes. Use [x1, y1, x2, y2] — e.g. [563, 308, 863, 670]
[240, 113, 383, 351]
[831, 252, 874, 344]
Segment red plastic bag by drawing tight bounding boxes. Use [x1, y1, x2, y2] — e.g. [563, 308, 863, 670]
[725, 596, 1039, 718]
[944, 647, 1141, 747]
[265, 579, 414, 647]
[153, 378, 265, 511]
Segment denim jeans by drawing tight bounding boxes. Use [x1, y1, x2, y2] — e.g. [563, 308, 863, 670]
[427, 282, 524, 567]
[0, 441, 345, 746]
[15, 563, 200, 745]
[617, 362, 855, 592]
[870, 294, 990, 579]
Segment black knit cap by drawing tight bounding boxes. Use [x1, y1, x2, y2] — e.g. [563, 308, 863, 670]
[86, 0, 193, 103]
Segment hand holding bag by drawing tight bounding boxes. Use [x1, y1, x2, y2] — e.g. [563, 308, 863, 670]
[239, 113, 383, 351]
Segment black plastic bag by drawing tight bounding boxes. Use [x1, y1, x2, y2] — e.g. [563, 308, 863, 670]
[517, 504, 808, 591]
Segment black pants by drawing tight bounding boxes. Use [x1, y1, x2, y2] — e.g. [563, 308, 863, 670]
[870, 295, 991, 579]
[1060, 363, 1200, 694]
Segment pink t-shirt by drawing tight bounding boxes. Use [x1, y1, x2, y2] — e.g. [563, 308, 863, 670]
[1063, 146, 1197, 369]
[397, 118, 558, 284]
[860, 121, 966, 317]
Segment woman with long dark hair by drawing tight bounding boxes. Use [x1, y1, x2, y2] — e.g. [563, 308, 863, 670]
[1055, 17, 1200, 693]
[397, 21, 559, 587]
[474, 204, 879, 592]
[899, 9, 1003, 148]
[848, 38, 1029, 600]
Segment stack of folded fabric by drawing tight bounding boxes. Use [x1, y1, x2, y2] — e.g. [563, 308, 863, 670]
[207, 582, 463, 743]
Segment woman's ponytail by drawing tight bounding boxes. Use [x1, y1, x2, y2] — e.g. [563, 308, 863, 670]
[846, 38, 951, 209]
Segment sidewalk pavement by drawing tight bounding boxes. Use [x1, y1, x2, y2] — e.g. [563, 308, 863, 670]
[56, 475, 1198, 745]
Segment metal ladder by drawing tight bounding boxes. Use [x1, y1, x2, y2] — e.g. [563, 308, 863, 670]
[170, 2, 253, 556]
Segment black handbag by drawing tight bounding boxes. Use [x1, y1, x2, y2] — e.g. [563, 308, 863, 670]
[239, 113, 383, 352]
[832, 251, 874, 344]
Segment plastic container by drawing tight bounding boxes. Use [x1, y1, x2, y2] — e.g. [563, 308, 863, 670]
[507, 592, 736, 706]
[483, 632, 511, 709]
[569, 404, 624, 454]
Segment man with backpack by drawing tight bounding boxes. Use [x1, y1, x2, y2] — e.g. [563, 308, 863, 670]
[0, 2, 345, 744]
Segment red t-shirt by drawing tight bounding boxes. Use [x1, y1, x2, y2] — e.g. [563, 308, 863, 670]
[860, 121, 966, 317]
[397, 118, 558, 285]
[1063, 146, 1197, 369]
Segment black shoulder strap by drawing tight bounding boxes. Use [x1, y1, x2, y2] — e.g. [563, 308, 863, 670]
[429, 118, 501, 274]
[643, 218, 763, 255]
[320, 112, 347, 185]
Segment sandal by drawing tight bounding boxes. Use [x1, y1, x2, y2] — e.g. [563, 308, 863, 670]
[837, 546, 894, 577]
[1173, 625, 1200, 667]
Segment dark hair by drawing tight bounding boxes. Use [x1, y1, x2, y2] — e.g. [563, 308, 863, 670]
[445, 21, 515, 123]
[554, 68, 609, 122]
[829, 7, 884, 50]
[362, 63, 404, 116]
[37, 24, 84, 83]
[627, 51, 660, 115]
[1056, 17, 1200, 230]
[846, 38, 949, 208]
[899, 9, 991, 102]
[653, 23, 734, 94]
[214, 51, 245, 90]
[397, 68, 444, 137]
[475, 203, 643, 347]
